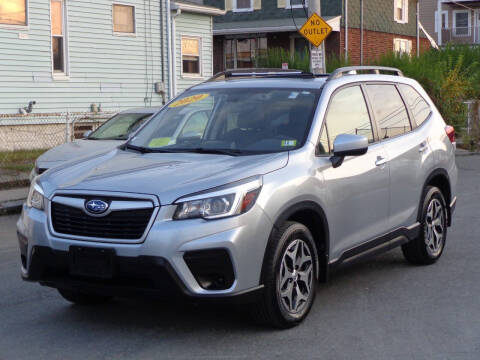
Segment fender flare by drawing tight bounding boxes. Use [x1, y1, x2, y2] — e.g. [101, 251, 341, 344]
[264, 201, 330, 282]
[418, 168, 451, 224]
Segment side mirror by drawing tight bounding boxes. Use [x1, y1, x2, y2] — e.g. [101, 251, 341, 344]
[330, 134, 368, 168]
[83, 130, 92, 138]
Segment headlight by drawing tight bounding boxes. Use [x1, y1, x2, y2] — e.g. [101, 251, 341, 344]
[26, 181, 45, 210]
[173, 177, 262, 220]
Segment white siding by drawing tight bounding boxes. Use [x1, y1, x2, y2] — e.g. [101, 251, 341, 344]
[0, 1, 216, 114]
[0, 0, 165, 114]
[174, 12, 213, 95]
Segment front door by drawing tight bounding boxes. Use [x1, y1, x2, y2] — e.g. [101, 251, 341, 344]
[318, 85, 391, 261]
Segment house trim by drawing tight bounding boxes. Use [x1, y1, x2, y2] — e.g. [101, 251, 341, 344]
[50, 0, 70, 81]
[286, 0, 308, 9]
[394, 0, 408, 24]
[171, 1, 226, 16]
[232, 0, 253, 13]
[180, 35, 204, 79]
[213, 16, 341, 35]
[453, 9, 471, 37]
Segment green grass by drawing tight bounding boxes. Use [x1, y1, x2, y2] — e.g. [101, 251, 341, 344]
[0, 149, 47, 173]
[255, 47, 311, 72]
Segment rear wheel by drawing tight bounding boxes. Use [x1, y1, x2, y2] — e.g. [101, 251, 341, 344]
[402, 186, 447, 265]
[58, 288, 113, 305]
[251, 221, 318, 328]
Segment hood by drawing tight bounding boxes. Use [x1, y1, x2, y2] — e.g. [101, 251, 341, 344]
[39, 148, 289, 204]
[36, 139, 124, 168]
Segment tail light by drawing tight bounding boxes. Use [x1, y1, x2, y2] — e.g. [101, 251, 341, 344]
[445, 125, 456, 144]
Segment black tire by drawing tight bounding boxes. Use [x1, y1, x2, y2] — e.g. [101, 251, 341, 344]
[251, 221, 319, 329]
[57, 288, 113, 305]
[402, 186, 448, 265]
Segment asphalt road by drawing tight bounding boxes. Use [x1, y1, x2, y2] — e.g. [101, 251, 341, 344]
[1, 155, 480, 360]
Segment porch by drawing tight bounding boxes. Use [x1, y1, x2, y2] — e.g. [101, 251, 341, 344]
[438, 0, 480, 45]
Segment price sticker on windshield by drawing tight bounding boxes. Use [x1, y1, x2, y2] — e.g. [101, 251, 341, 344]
[169, 93, 210, 108]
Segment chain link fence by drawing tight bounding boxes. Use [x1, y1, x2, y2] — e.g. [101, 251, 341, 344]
[0, 112, 115, 188]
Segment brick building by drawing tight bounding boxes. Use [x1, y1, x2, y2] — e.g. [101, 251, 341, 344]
[206, 0, 431, 71]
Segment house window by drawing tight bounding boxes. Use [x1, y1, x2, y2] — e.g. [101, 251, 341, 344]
[51, 0, 67, 74]
[0, 0, 27, 26]
[113, 4, 135, 33]
[394, 38, 412, 55]
[394, 0, 408, 24]
[224, 37, 267, 69]
[435, 10, 448, 33]
[233, 0, 253, 12]
[453, 10, 470, 36]
[287, 0, 308, 9]
[182, 37, 201, 76]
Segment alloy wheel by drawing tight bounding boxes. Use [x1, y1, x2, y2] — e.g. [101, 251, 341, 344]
[278, 239, 314, 314]
[425, 198, 445, 257]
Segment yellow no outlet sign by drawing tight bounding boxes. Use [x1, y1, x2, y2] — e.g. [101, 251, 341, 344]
[299, 13, 332, 48]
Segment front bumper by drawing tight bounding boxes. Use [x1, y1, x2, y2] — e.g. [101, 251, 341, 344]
[17, 200, 273, 299]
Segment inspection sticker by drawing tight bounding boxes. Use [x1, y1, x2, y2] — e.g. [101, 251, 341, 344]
[281, 140, 297, 147]
[148, 137, 171, 147]
[169, 93, 209, 108]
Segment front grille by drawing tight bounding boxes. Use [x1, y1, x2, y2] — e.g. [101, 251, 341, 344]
[51, 202, 153, 240]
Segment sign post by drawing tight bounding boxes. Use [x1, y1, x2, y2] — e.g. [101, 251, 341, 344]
[299, 12, 332, 74]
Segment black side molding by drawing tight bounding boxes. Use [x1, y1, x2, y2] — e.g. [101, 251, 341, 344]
[329, 223, 421, 271]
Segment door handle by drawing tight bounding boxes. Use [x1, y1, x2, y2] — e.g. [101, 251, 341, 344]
[375, 156, 387, 167]
[419, 141, 428, 153]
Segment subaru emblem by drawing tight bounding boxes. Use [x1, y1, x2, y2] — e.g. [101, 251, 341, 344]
[85, 199, 109, 214]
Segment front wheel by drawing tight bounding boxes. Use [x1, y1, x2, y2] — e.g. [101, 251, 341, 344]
[402, 186, 448, 265]
[251, 221, 318, 328]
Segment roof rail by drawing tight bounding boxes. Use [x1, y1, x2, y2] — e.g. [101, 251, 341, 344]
[209, 68, 315, 81]
[328, 66, 404, 81]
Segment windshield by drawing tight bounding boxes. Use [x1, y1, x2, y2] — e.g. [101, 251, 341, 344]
[89, 112, 153, 140]
[128, 88, 319, 155]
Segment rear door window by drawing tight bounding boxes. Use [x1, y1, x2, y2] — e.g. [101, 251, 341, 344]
[366, 84, 411, 139]
[321, 85, 374, 154]
[398, 84, 432, 127]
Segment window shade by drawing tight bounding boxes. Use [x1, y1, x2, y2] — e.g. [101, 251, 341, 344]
[0, 0, 26, 25]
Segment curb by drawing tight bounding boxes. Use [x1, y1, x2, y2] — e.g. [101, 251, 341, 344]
[0, 199, 24, 216]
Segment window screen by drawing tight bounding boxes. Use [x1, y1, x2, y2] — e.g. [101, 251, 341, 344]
[0, 0, 26, 25]
[399, 84, 431, 126]
[113, 4, 135, 33]
[366, 84, 411, 139]
[323, 86, 374, 153]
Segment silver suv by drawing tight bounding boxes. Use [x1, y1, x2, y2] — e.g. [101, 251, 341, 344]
[17, 67, 457, 328]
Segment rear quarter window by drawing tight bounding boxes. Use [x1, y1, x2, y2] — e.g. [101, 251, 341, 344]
[398, 84, 432, 127]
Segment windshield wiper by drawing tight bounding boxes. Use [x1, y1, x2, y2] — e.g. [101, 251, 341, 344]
[125, 144, 188, 154]
[125, 144, 153, 153]
[125, 144, 245, 156]
[99, 135, 129, 140]
[186, 148, 243, 156]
